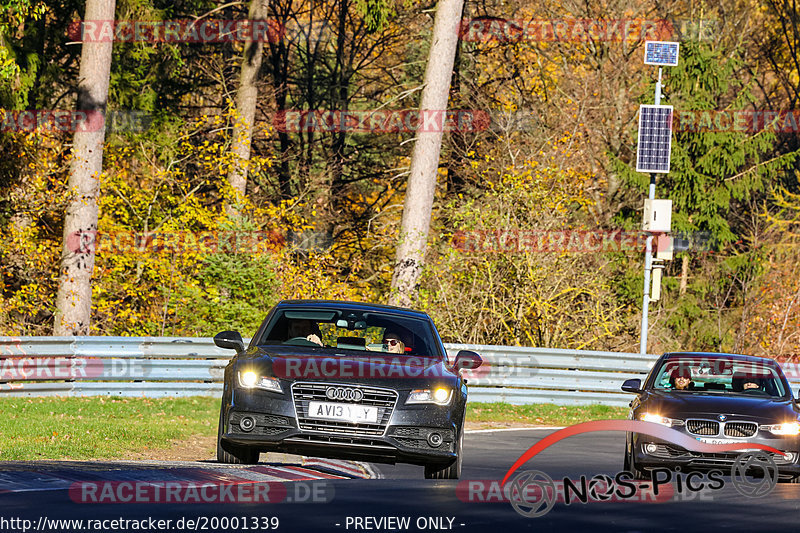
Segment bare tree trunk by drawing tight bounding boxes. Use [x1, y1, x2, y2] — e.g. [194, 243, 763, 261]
[226, 0, 270, 216]
[388, 0, 463, 307]
[324, 0, 350, 221]
[265, 3, 293, 200]
[53, 0, 115, 335]
[679, 254, 689, 295]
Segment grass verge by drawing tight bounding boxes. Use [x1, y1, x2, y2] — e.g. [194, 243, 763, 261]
[466, 402, 628, 427]
[0, 398, 626, 460]
[0, 396, 218, 460]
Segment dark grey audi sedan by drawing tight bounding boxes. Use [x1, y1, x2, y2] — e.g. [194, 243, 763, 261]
[213, 300, 482, 479]
[622, 352, 800, 482]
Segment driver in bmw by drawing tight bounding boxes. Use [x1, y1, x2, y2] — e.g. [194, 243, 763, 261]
[742, 377, 764, 391]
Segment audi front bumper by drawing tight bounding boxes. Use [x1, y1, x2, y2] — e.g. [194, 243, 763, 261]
[221, 383, 464, 466]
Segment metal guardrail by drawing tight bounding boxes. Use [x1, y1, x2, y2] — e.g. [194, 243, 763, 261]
[1, 337, 798, 406]
[446, 344, 656, 407]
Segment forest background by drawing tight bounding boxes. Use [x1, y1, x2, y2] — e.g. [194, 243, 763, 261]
[3, 0, 800, 360]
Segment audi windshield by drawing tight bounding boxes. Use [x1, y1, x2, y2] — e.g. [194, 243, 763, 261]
[253, 307, 446, 359]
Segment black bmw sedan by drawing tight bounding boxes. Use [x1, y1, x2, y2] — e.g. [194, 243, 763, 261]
[213, 300, 482, 479]
[622, 352, 800, 482]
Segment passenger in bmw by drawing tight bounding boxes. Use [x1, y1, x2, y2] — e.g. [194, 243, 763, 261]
[669, 367, 695, 391]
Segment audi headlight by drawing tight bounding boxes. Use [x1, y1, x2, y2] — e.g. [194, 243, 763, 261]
[406, 387, 452, 406]
[762, 422, 800, 436]
[237, 371, 282, 393]
[639, 412, 683, 428]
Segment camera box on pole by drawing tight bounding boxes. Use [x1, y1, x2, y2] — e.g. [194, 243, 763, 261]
[642, 199, 672, 232]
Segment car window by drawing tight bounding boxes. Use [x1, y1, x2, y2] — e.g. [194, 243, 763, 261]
[255, 307, 444, 358]
[653, 358, 787, 397]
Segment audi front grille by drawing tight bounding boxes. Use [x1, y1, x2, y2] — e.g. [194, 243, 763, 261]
[291, 382, 397, 436]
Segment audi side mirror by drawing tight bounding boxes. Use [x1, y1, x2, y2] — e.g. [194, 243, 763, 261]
[621, 378, 642, 393]
[454, 350, 483, 372]
[214, 330, 245, 352]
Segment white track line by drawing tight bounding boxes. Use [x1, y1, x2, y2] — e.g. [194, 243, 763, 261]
[467, 426, 564, 434]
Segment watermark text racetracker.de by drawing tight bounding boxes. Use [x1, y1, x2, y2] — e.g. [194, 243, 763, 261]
[1, 110, 152, 133]
[0, 357, 152, 384]
[674, 109, 800, 133]
[458, 17, 717, 42]
[272, 109, 490, 133]
[452, 229, 715, 254]
[64, 229, 285, 255]
[69, 480, 331, 504]
[68, 19, 284, 43]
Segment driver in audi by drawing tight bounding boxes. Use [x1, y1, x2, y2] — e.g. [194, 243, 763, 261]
[287, 319, 323, 346]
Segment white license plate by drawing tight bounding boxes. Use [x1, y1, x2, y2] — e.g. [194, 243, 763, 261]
[697, 437, 757, 447]
[307, 401, 378, 423]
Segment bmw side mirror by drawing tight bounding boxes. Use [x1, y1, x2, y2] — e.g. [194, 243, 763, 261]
[454, 350, 483, 372]
[621, 378, 642, 393]
[214, 330, 245, 352]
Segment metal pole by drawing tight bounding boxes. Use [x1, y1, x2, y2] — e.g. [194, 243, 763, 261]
[640, 174, 656, 355]
[639, 67, 663, 355]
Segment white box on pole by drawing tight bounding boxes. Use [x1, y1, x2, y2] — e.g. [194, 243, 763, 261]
[655, 234, 674, 260]
[651, 266, 664, 301]
[643, 199, 672, 232]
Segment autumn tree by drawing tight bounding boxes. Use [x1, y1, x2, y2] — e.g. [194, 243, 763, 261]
[225, 0, 270, 216]
[389, 0, 463, 307]
[53, 0, 115, 335]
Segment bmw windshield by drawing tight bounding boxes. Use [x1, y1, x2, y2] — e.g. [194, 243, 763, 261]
[652, 357, 789, 398]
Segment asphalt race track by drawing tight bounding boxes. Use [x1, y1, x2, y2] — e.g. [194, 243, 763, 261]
[1, 429, 798, 533]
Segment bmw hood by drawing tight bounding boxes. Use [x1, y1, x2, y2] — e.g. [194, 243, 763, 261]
[642, 390, 799, 422]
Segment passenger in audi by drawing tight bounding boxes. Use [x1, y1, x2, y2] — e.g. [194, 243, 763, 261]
[382, 331, 405, 354]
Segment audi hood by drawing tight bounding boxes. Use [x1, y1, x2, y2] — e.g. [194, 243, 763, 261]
[233, 345, 460, 388]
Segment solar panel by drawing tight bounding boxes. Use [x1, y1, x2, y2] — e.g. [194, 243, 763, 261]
[636, 105, 673, 173]
[644, 41, 679, 66]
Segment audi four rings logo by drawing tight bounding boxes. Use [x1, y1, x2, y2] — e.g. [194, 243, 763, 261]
[326, 387, 364, 402]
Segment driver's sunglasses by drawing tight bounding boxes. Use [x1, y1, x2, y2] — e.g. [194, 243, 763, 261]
[385, 339, 400, 346]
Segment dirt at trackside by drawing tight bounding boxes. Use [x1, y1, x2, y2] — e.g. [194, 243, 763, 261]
[123, 422, 552, 462]
[123, 434, 217, 462]
[464, 421, 557, 431]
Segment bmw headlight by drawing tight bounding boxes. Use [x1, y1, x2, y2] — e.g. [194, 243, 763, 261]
[237, 371, 283, 393]
[406, 387, 453, 406]
[761, 422, 800, 436]
[639, 412, 683, 428]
